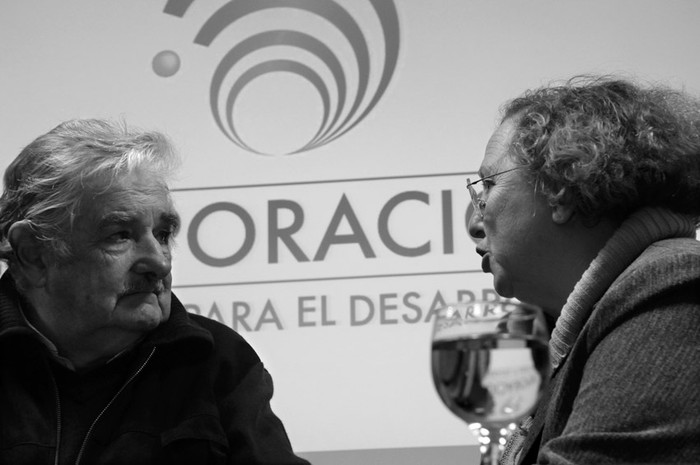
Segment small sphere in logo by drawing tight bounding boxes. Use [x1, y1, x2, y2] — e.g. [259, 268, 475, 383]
[152, 50, 181, 77]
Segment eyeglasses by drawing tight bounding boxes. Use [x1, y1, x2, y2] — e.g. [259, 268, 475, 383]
[466, 167, 522, 219]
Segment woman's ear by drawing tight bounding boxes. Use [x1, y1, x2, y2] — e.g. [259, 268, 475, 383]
[8, 220, 48, 285]
[551, 203, 576, 224]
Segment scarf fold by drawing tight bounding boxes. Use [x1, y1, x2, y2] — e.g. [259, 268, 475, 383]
[548, 207, 697, 371]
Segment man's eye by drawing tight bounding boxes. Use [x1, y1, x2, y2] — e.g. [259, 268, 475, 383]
[156, 230, 174, 245]
[108, 231, 131, 242]
[482, 179, 496, 191]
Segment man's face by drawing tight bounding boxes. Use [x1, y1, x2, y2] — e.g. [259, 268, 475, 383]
[469, 119, 560, 308]
[40, 170, 180, 342]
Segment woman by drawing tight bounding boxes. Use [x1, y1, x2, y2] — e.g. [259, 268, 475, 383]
[468, 76, 700, 464]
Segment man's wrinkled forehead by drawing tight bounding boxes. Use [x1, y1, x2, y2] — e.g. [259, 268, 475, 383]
[77, 177, 179, 230]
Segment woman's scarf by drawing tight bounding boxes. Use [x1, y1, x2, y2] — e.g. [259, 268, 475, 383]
[549, 206, 697, 371]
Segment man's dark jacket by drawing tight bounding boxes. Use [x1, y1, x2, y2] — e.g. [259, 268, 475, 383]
[0, 273, 309, 465]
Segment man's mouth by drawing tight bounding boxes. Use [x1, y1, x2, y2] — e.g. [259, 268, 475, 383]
[123, 282, 166, 296]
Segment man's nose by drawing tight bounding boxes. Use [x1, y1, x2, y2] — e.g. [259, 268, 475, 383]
[132, 234, 172, 278]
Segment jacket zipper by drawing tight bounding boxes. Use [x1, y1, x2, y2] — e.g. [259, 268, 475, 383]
[51, 371, 62, 465]
[73, 346, 157, 465]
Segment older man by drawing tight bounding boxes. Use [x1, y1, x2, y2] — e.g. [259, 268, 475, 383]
[0, 119, 308, 465]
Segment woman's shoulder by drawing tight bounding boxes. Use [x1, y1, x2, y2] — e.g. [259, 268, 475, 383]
[589, 237, 700, 333]
[618, 237, 700, 289]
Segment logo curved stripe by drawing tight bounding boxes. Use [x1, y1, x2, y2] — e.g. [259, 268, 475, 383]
[209, 30, 347, 151]
[318, 0, 400, 145]
[224, 60, 331, 155]
[193, 0, 370, 147]
[163, 0, 195, 17]
[161, 0, 400, 155]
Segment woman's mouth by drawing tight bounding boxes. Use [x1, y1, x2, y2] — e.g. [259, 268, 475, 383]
[481, 253, 491, 273]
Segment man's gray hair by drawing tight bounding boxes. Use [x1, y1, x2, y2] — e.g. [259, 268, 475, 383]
[0, 118, 179, 263]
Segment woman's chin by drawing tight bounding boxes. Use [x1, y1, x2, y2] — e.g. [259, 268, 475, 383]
[492, 274, 514, 299]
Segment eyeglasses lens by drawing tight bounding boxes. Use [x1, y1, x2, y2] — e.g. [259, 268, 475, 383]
[466, 179, 483, 218]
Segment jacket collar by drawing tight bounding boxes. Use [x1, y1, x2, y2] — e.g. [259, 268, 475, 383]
[0, 272, 35, 341]
[142, 293, 213, 353]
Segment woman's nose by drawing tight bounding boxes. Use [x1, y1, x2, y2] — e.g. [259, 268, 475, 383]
[468, 208, 485, 239]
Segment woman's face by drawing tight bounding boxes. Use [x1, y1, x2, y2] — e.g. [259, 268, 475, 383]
[468, 119, 565, 310]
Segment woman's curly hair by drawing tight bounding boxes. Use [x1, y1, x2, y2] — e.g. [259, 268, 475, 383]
[502, 75, 700, 226]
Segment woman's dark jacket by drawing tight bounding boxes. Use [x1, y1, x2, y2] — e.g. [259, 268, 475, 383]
[518, 237, 700, 464]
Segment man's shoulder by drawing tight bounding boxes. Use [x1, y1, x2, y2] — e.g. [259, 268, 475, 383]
[185, 312, 262, 363]
[168, 294, 254, 348]
[187, 312, 245, 342]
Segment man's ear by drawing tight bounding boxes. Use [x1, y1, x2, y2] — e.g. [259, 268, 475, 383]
[8, 220, 48, 285]
[551, 203, 576, 225]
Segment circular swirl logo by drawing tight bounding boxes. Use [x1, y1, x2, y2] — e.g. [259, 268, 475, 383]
[159, 0, 400, 156]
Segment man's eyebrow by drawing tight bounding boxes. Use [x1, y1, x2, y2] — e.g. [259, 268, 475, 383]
[96, 211, 181, 233]
[98, 211, 135, 229]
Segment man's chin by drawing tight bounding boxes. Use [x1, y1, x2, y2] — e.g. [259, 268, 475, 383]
[132, 304, 168, 330]
[118, 296, 170, 330]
